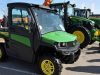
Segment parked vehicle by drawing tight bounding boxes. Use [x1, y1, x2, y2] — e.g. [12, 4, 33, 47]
[74, 8, 100, 43]
[0, 2, 81, 75]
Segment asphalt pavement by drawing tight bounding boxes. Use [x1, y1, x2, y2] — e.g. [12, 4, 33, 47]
[0, 57, 40, 75]
[0, 42, 99, 75]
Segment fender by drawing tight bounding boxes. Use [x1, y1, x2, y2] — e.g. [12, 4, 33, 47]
[0, 38, 5, 43]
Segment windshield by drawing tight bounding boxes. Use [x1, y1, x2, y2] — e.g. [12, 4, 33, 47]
[33, 8, 65, 34]
[67, 5, 74, 16]
[80, 10, 86, 18]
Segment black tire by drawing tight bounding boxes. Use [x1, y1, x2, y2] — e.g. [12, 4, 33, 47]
[89, 40, 95, 44]
[39, 55, 62, 75]
[0, 43, 7, 61]
[74, 49, 81, 62]
[69, 26, 91, 49]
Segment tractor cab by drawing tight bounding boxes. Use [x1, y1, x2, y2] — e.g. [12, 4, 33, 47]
[74, 8, 92, 18]
[50, 2, 74, 28]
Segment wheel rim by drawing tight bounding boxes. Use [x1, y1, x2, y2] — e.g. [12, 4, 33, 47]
[73, 31, 85, 44]
[41, 60, 55, 75]
[0, 49, 2, 59]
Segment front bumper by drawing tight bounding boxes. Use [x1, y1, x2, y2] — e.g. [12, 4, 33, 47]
[57, 43, 80, 55]
[56, 43, 81, 64]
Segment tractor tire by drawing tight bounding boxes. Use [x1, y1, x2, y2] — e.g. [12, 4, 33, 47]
[89, 40, 95, 44]
[0, 44, 7, 61]
[69, 26, 91, 49]
[39, 55, 62, 75]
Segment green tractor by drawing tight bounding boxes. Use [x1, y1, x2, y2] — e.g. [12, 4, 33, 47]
[50, 1, 100, 49]
[74, 8, 100, 29]
[0, 2, 81, 75]
[74, 8, 100, 46]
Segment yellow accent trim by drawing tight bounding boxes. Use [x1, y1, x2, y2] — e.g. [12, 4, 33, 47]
[0, 32, 9, 36]
[73, 31, 85, 44]
[41, 60, 55, 75]
[0, 38, 5, 43]
[0, 49, 2, 59]
[94, 30, 100, 36]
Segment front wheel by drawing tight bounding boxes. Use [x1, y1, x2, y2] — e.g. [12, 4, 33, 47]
[74, 49, 81, 62]
[39, 55, 62, 75]
[69, 26, 91, 49]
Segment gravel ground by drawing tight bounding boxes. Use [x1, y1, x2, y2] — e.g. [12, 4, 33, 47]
[61, 42, 100, 75]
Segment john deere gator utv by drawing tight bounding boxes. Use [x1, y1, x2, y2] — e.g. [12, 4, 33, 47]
[0, 2, 81, 75]
[50, 1, 100, 49]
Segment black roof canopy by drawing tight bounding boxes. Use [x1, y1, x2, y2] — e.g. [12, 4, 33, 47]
[7, 2, 51, 9]
[50, 2, 75, 7]
[51, 2, 70, 6]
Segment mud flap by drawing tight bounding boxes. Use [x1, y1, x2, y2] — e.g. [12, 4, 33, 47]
[62, 53, 75, 64]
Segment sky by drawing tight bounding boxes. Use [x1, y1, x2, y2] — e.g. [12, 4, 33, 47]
[0, 0, 100, 18]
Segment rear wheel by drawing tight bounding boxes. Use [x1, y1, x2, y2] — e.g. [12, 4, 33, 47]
[69, 26, 91, 49]
[0, 44, 7, 61]
[39, 55, 62, 75]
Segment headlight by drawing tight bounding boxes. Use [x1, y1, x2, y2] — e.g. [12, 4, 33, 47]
[58, 42, 67, 48]
[56, 40, 78, 49]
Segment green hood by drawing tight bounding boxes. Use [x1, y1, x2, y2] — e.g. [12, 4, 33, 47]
[42, 31, 77, 44]
[71, 16, 92, 24]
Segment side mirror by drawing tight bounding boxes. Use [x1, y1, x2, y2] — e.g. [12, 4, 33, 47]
[67, 1, 70, 4]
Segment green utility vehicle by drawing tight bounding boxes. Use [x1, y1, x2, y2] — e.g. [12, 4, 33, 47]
[0, 2, 81, 75]
[50, 2, 100, 48]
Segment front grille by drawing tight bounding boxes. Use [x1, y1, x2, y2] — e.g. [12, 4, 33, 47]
[67, 42, 74, 47]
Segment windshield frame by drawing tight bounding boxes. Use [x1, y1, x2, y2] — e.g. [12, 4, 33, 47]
[67, 4, 74, 16]
[86, 10, 91, 18]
